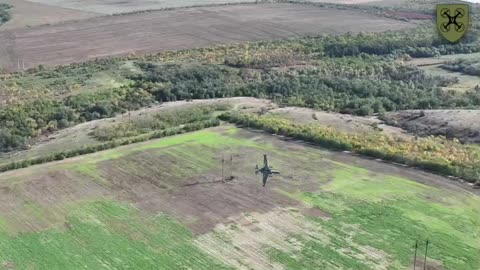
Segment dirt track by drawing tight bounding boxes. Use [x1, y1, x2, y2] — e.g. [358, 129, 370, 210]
[0, 3, 415, 71]
[384, 110, 480, 143]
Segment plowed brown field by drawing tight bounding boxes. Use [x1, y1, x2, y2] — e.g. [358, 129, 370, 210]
[0, 0, 99, 31]
[0, 126, 477, 269]
[0, 3, 415, 72]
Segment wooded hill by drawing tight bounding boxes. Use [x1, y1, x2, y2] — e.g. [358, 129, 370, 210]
[1, 6, 480, 153]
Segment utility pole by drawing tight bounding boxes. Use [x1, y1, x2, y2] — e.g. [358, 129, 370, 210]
[244, 43, 250, 65]
[229, 155, 233, 179]
[224, 46, 228, 64]
[423, 239, 429, 270]
[413, 240, 418, 270]
[222, 153, 225, 183]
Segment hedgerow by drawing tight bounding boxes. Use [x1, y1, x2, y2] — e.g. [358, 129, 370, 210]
[0, 119, 220, 173]
[219, 112, 480, 183]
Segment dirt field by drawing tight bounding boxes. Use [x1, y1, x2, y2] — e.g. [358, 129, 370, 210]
[0, 0, 99, 31]
[24, 0, 259, 14]
[0, 126, 477, 269]
[295, 0, 387, 4]
[358, 0, 407, 7]
[22, 0, 389, 15]
[268, 107, 409, 138]
[0, 3, 415, 72]
[383, 110, 480, 143]
[406, 53, 480, 92]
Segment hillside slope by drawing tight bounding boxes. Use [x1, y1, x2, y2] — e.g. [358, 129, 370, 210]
[0, 126, 478, 269]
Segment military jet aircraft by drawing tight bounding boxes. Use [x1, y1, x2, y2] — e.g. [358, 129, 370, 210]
[255, 155, 280, 187]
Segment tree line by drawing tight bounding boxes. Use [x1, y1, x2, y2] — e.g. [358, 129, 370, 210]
[0, 119, 220, 173]
[92, 104, 230, 141]
[2, 53, 480, 152]
[219, 112, 480, 183]
[0, 3, 10, 25]
[1, 22, 480, 152]
[441, 58, 480, 77]
[132, 57, 480, 114]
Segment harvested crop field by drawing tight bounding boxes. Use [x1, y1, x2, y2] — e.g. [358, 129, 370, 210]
[21, 0, 391, 15]
[0, 0, 99, 31]
[24, 0, 258, 14]
[0, 3, 415, 71]
[0, 126, 478, 269]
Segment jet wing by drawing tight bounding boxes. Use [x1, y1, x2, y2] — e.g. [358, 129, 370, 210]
[262, 173, 269, 187]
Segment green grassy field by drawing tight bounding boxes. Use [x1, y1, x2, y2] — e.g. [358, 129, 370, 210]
[0, 127, 478, 269]
[278, 166, 480, 269]
[0, 201, 232, 270]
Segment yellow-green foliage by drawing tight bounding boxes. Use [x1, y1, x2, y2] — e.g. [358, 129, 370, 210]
[221, 112, 480, 182]
[93, 104, 230, 141]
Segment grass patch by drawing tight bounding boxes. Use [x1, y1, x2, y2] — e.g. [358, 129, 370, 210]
[279, 166, 480, 270]
[221, 112, 480, 183]
[0, 200, 232, 270]
[92, 104, 230, 141]
[267, 234, 372, 270]
[62, 127, 261, 187]
[82, 127, 258, 163]
[136, 128, 260, 152]
[69, 163, 110, 186]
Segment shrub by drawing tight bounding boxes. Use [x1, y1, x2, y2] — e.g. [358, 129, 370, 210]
[220, 112, 480, 183]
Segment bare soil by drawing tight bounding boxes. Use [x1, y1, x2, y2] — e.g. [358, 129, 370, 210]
[97, 134, 330, 234]
[269, 106, 409, 138]
[412, 258, 444, 270]
[195, 207, 333, 270]
[0, 126, 476, 236]
[0, 3, 415, 72]
[0, 0, 98, 31]
[24, 0, 259, 15]
[0, 124, 476, 268]
[22, 0, 392, 15]
[298, 0, 387, 3]
[0, 169, 110, 233]
[383, 110, 480, 143]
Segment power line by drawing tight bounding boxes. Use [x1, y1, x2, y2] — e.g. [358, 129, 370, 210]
[222, 153, 225, 183]
[413, 240, 418, 270]
[423, 239, 429, 270]
[229, 154, 233, 180]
